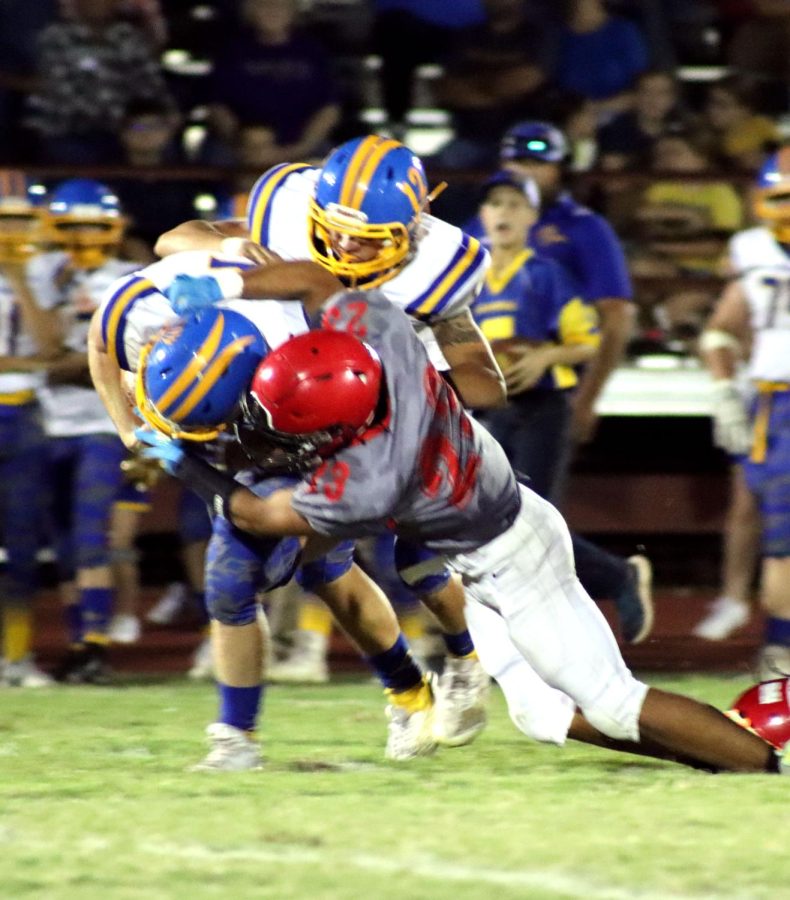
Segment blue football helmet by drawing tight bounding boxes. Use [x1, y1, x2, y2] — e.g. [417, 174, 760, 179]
[753, 147, 790, 243]
[46, 178, 125, 268]
[308, 135, 431, 288]
[500, 121, 569, 164]
[136, 307, 268, 442]
[0, 169, 48, 262]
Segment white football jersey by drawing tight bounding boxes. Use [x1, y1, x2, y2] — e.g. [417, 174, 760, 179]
[31, 252, 138, 436]
[728, 228, 790, 383]
[246, 164, 490, 367]
[0, 260, 48, 397]
[97, 250, 310, 373]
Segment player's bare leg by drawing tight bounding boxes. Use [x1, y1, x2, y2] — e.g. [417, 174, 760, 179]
[568, 689, 778, 773]
[315, 566, 436, 760]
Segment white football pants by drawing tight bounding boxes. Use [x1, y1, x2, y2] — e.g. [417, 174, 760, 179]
[449, 486, 648, 744]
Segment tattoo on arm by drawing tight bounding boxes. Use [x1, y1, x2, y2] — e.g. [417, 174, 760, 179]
[431, 309, 480, 347]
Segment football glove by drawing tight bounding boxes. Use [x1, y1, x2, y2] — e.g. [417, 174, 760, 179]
[710, 379, 752, 456]
[120, 451, 162, 491]
[166, 274, 224, 315]
[135, 426, 185, 475]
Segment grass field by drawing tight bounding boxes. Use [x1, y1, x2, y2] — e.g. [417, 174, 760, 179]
[0, 673, 786, 900]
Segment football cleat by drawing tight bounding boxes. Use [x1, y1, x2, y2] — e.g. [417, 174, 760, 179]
[146, 582, 189, 625]
[53, 643, 111, 685]
[384, 677, 438, 761]
[108, 613, 142, 645]
[191, 723, 264, 772]
[692, 596, 750, 641]
[433, 655, 490, 747]
[1, 656, 54, 688]
[755, 645, 790, 683]
[728, 676, 790, 750]
[187, 636, 214, 680]
[268, 631, 329, 684]
[614, 555, 654, 644]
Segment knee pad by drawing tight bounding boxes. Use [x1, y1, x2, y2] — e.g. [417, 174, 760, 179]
[580, 677, 648, 742]
[109, 547, 139, 566]
[394, 538, 450, 596]
[297, 540, 355, 591]
[207, 589, 258, 626]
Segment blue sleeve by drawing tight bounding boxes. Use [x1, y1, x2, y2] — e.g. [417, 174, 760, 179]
[569, 215, 633, 303]
[513, 258, 572, 339]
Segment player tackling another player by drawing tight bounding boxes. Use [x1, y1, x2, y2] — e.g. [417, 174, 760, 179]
[134, 262, 788, 775]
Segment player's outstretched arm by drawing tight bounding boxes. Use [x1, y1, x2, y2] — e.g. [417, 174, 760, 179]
[87, 310, 141, 449]
[154, 218, 261, 260]
[430, 309, 507, 409]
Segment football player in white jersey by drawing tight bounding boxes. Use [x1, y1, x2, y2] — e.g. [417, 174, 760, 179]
[157, 134, 498, 717]
[701, 146, 790, 677]
[0, 170, 58, 687]
[89, 250, 482, 766]
[138, 265, 787, 774]
[28, 179, 141, 683]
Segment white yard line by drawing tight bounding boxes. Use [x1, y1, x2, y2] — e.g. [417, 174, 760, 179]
[140, 840, 699, 900]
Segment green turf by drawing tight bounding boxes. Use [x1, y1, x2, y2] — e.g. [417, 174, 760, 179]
[0, 673, 786, 900]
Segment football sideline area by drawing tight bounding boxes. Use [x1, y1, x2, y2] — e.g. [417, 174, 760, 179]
[2, 589, 787, 899]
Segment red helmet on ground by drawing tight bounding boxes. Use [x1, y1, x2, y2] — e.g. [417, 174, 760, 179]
[727, 678, 790, 750]
[240, 330, 382, 469]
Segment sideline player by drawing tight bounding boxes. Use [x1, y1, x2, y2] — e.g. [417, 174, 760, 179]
[139, 268, 786, 773]
[30, 178, 141, 683]
[700, 147, 790, 678]
[466, 121, 653, 643]
[88, 249, 484, 766]
[0, 171, 57, 686]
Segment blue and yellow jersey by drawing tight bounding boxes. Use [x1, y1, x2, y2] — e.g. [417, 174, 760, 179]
[245, 164, 489, 324]
[471, 248, 599, 390]
[465, 192, 632, 304]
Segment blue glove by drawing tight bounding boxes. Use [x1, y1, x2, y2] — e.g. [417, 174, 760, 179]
[166, 274, 224, 315]
[135, 426, 185, 474]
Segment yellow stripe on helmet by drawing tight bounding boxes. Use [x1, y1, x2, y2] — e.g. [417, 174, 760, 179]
[338, 135, 385, 208]
[155, 313, 226, 415]
[168, 335, 256, 422]
[348, 138, 402, 210]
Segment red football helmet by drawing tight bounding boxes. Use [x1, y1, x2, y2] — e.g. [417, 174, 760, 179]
[727, 678, 790, 750]
[240, 330, 383, 470]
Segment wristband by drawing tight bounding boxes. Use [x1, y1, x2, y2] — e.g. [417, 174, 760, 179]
[699, 329, 740, 354]
[173, 453, 240, 519]
[210, 267, 245, 299]
[220, 236, 249, 258]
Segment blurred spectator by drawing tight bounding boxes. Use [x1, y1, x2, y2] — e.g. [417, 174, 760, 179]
[25, 0, 176, 165]
[205, 0, 341, 170]
[703, 74, 781, 171]
[58, 0, 168, 47]
[372, 0, 487, 135]
[597, 69, 690, 172]
[724, 0, 790, 99]
[0, 1, 58, 163]
[111, 98, 227, 253]
[633, 129, 744, 276]
[431, 0, 555, 169]
[551, 0, 650, 122]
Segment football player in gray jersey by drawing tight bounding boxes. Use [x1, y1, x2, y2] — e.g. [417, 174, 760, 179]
[139, 266, 787, 774]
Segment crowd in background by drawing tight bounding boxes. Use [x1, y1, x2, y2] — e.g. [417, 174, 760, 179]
[0, 0, 789, 683]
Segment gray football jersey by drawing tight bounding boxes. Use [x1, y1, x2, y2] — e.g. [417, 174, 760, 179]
[290, 291, 520, 553]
